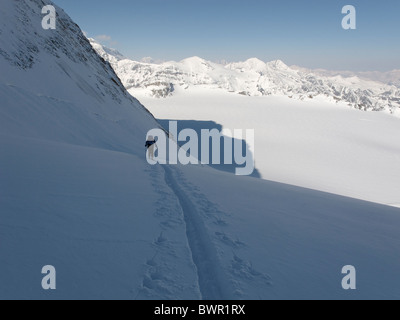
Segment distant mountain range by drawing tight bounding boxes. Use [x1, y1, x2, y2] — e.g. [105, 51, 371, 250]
[291, 66, 400, 88]
[90, 39, 400, 115]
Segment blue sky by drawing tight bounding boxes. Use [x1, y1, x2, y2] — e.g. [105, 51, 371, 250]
[53, 0, 400, 71]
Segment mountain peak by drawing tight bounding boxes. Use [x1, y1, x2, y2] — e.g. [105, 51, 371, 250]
[180, 56, 208, 64]
[179, 56, 215, 73]
[243, 58, 267, 70]
[245, 57, 266, 65]
[225, 58, 267, 73]
[267, 60, 289, 70]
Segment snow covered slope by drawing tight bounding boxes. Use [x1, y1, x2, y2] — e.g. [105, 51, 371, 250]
[1, 0, 400, 300]
[173, 163, 400, 300]
[0, 0, 160, 150]
[90, 40, 400, 115]
[0, 0, 199, 299]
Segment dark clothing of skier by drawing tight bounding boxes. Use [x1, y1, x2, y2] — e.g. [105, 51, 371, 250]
[145, 136, 157, 160]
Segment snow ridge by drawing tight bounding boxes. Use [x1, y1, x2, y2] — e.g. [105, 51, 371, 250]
[90, 39, 400, 115]
[0, 0, 159, 152]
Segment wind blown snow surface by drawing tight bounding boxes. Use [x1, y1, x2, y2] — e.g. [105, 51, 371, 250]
[1, 0, 400, 300]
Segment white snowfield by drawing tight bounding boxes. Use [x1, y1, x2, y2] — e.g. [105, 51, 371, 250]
[1, 0, 400, 300]
[139, 88, 400, 207]
[90, 39, 400, 116]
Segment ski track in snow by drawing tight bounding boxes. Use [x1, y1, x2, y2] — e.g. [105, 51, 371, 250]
[161, 165, 272, 299]
[135, 165, 200, 300]
[168, 167, 273, 299]
[162, 165, 233, 300]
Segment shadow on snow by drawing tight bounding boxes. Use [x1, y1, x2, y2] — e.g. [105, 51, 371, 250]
[157, 119, 261, 179]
